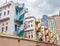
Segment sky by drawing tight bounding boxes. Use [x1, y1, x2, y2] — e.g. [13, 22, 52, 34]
[0, 0, 60, 18]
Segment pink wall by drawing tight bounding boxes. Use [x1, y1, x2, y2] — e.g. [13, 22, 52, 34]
[0, 36, 18, 46]
[0, 35, 59, 46]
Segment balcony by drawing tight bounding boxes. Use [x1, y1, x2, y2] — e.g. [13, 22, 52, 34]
[14, 4, 25, 24]
[14, 24, 24, 37]
[14, 14, 24, 24]
[15, 6, 23, 11]
[0, 16, 10, 22]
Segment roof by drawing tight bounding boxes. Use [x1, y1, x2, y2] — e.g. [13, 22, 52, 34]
[0, 1, 24, 9]
[0, 1, 14, 9]
[48, 15, 60, 19]
[25, 16, 36, 19]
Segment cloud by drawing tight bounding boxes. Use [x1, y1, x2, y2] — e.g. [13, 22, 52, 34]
[47, 0, 60, 8]
[29, 0, 60, 18]
[0, 0, 60, 18]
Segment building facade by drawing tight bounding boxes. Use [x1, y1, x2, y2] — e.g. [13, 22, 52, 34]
[54, 15, 60, 43]
[54, 15, 60, 35]
[24, 16, 42, 40]
[48, 15, 60, 44]
[0, 1, 27, 37]
[48, 16, 56, 33]
[48, 15, 60, 35]
[24, 16, 36, 40]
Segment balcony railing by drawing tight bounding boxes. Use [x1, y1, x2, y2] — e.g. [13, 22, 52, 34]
[0, 16, 10, 22]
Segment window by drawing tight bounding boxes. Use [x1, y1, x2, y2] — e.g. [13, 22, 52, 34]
[24, 32, 27, 38]
[28, 32, 30, 34]
[0, 9, 2, 11]
[15, 25, 18, 31]
[0, 13, 2, 16]
[24, 32, 27, 36]
[28, 25, 30, 28]
[2, 27, 4, 32]
[6, 22, 8, 25]
[8, 10, 9, 15]
[28, 35, 30, 38]
[2, 23, 4, 26]
[5, 7, 6, 10]
[31, 35, 33, 38]
[8, 6, 10, 8]
[31, 24, 33, 27]
[4, 12, 6, 15]
[24, 23, 27, 29]
[16, 9, 18, 12]
[31, 32, 33, 34]
[5, 26, 8, 32]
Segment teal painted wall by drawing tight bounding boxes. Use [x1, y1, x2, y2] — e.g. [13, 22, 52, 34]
[14, 4, 25, 37]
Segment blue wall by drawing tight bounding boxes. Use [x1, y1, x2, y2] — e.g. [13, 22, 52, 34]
[41, 15, 48, 26]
